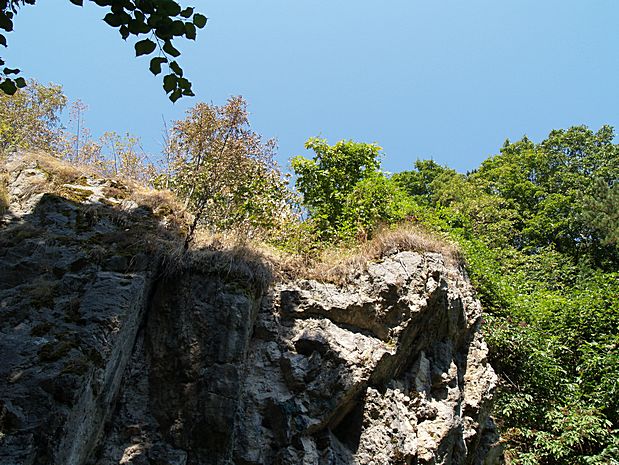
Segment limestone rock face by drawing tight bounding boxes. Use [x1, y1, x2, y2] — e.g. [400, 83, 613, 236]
[0, 157, 158, 465]
[232, 252, 499, 465]
[0, 155, 501, 465]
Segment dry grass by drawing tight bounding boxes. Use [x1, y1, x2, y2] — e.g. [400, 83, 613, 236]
[190, 245, 273, 294]
[1, 151, 98, 204]
[358, 223, 460, 262]
[154, 227, 273, 293]
[130, 186, 191, 235]
[3, 152, 460, 289]
[8, 150, 191, 231]
[174, 221, 461, 288]
[265, 222, 462, 285]
[19, 150, 96, 186]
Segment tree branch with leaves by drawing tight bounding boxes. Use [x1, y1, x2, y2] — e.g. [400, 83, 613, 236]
[157, 97, 294, 249]
[0, 0, 207, 101]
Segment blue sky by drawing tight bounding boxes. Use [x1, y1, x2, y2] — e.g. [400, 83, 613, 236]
[6, 0, 619, 173]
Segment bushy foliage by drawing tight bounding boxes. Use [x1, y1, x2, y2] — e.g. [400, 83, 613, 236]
[0, 80, 67, 153]
[404, 126, 619, 464]
[392, 159, 457, 205]
[472, 126, 619, 265]
[99, 131, 155, 182]
[0, 81, 157, 184]
[292, 138, 411, 241]
[158, 96, 295, 246]
[582, 178, 619, 247]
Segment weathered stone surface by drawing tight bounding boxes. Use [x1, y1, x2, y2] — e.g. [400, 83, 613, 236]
[0, 157, 159, 465]
[1, 155, 501, 465]
[233, 253, 499, 465]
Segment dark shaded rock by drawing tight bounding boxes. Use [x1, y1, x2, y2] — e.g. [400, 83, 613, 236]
[1, 155, 501, 465]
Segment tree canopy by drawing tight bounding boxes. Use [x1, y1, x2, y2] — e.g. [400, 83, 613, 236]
[156, 96, 294, 247]
[0, 0, 207, 101]
[401, 126, 619, 464]
[291, 138, 412, 240]
[0, 79, 66, 152]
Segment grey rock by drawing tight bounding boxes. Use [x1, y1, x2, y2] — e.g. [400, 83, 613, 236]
[0, 156, 501, 465]
[233, 252, 499, 465]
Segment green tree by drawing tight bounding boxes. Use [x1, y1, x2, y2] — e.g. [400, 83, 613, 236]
[100, 130, 154, 182]
[0, 79, 66, 153]
[0, 0, 207, 101]
[159, 96, 293, 247]
[434, 126, 619, 265]
[404, 126, 619, 464]
[340, 171, 413, 240]
[581, 178, 619, 248]
[291, 138, 384, 239]
[392, 159, 457, 205]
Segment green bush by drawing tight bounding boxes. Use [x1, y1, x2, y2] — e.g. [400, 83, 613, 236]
[292, 138, 413, 241]
[400, 126, 619, 464]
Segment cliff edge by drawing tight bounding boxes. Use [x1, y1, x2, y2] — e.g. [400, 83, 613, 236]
[0, 154, 501, 465]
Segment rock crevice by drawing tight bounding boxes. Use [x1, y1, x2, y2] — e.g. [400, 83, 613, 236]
[0, 157, 500, 465]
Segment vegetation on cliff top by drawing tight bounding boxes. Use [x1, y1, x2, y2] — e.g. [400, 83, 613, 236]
[401, 128, 619, 464]
[1, 82, 618, 465]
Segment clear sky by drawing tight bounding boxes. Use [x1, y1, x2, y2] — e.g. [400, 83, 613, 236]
[6, 0, 619, 173]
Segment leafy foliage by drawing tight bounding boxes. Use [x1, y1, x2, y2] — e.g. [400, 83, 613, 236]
[470, 126, 619, 266]
[0, 0, 206, 101]
[0, 80, 156, 185]
[157, 96, 295, 247]
[582, 178, 619, 247]
[392, 159, 456, 205]
[339, 172, 413, 240]
[403, 126, 619, 464]
[291, 138, 411, 241]
[99, 130, 154, 182]
[0, 79, 67, 153]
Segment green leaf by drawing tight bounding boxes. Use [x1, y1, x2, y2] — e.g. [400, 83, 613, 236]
[134, 0, 154, 14]
[69, 0, 84, 5]
[135, 38, 157, 56]
[3, 67, 19, 75]
[128, 18, 150, 35]
[193, 14, 208, 29]
[184, 22, 196, 40]
[163, 73, 177, 93]
[0, 14, 14, 32]
[177, 77, 191, 90]
[14, 77, 26, 88]
[162, 40, 180, 57]
[180, 7, 194, 18]
[171, 20, 185, 37]
[119, 25, 130, 40]
[169, 88, 182, 102]
[169, 60, 183, 76]
[159, 1, 181, 17]
[0, 78, 17, 95]
[103, 13, 124, 28]
[134, 11, 146, 23]
[149, 56, 167, 75]
[0, 34, 6, 47]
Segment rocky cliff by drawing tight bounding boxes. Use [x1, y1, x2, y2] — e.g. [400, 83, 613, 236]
[0, 154, 501, 465]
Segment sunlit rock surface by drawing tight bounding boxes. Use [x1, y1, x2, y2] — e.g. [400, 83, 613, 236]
[0, 155, 501, 465]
